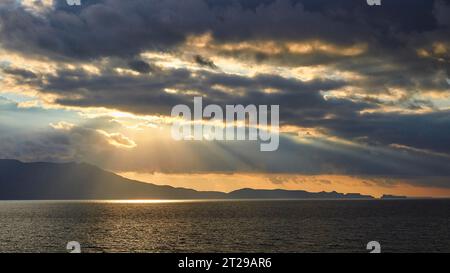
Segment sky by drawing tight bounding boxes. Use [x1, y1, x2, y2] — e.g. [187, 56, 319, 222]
[1, 0, 450, 197]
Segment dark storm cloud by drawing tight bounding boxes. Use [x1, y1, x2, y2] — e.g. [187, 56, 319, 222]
[434, 0, 450, 26]
[332, 47, 450, 94]
[0, 124, 119, 163]
[13, 64, 349, 117]
[2, 67, 37, 79]
[0, 0, 210, 59]
[1, 0, 449, 96]
[314, 110, 450, 155]
[6, 58, 449, 160]
[194, 55, 217, 69]
[0, 0, 446, 59]
[128, 59, 153, 74]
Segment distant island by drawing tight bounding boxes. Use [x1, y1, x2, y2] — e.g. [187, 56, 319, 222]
[0, 159, 382, 200]
[381, 194, 408, 199]
[228, 188, 374, 200]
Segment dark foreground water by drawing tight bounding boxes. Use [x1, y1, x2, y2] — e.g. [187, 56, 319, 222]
[0, 199, 449, 253]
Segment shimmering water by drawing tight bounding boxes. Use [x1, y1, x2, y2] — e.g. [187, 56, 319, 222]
[0, 199, 449, 253]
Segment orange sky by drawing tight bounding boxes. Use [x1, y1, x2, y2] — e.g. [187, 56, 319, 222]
[119, 172, 450, 198]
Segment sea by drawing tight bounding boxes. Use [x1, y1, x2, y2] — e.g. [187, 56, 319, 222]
[0, 199, 449, 253]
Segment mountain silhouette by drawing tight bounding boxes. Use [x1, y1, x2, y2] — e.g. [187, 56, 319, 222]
[228, 188, 374, 199]
[0, 159, 225, 200]
[0, 159, 374, 200]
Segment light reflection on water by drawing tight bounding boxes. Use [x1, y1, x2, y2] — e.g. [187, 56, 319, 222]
[91, 199, 199, 204]
[0, 199, 449, 253]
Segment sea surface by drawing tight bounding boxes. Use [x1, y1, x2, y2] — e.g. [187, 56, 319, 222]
[0, 199, 449, 253]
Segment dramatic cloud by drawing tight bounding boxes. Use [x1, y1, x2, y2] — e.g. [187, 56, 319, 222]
[194, 55, 218, 69]
[127, 59, 153, 74]
[1, 0, 450, 193]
